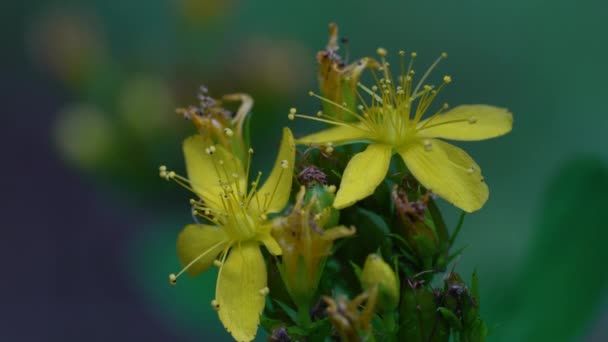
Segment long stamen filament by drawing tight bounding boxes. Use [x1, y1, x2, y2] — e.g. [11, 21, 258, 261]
[308, 91, 367, 122]
[418, 118, 472, 131]
[214, 242, 234, 301]
[169, 239, 229, 284]
[412, 53, 446, 97]
[263, 166, 286, 212]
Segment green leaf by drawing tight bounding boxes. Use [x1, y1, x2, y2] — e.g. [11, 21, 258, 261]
[339, 207, 391, 265]
[273, 299, 299, 326]
[471, 269, 480, 305]
[438, 307, 462, 330]
[493, 158, 608, 341]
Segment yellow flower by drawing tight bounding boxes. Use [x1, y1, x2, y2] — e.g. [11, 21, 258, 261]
[165, 127, 295, 342]
[176, 87, 253, 161]
[316, 23, 379, 122]
[292, 50, 512, 212]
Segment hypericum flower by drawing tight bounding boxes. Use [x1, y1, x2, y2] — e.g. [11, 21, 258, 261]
[272, 185, 355, 309]
[176, 86, 253, 161]
[163, 127, 295, 342]
[315, 23, 379, 122]
[291, 49, 513, 212]
[323, 289, 378, 342]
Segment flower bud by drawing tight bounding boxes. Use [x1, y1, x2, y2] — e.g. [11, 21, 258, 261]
[392, 185, 439, 267]
[399, 280, 450, 341]
[304, 183, 340, 228]
[360, 254, 399, 312]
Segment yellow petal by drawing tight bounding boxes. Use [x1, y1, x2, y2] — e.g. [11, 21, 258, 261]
[296, 124, 370, 146]
[176, 224, 229, 276]
[398, 139, 488, 212]
[254, 127, 295, 214]
[217, 243, 267, 342]
[183, 134, 246, 209]
[417, 105, 512, 141]
[321, 225, 356, 241]
[256, 224, 282, 256]
[333, 143, 393, 209]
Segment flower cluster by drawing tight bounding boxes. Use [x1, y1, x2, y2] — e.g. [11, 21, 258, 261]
[161, 23, 512, 341]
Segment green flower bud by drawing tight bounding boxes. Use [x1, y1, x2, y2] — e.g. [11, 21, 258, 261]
[304, 183, 340, 228]
[392, 185, 439, 268]
[360, 254, 399, 312]
[399, 281, 450, 342]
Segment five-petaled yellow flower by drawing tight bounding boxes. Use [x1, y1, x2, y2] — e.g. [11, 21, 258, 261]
[292, 49, 512, 212]
[165, 127, 295, 342]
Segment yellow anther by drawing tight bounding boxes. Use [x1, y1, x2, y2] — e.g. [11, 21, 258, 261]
[469, 116, 478, 124]
[232, 172, 239, 178]
[213, 260, 222, 267]
[281, 160, 289, 169]
[372, 85, 378, 92]
[260, 213, 268, 220]
[259, 287, 270, 296]
[248, 148, 254, 154]
[441, 52, 448, 58]
[308, 91, 315, 96]
[325, 146, 334, 154]
[328, 185, 337, 194]
[223, 128, 234, 137]
[289, 107, 297, 114]
[211, 299, 220, 311]
[376, 47, 387, 56]
[357, 105, 364, 111]
[189, 198, 196, 205]
[159, 165, 167, 172]
[169, 274, 177, 285]
[288, 113, 295, 120]
[423, 139, 433, 151]
[209, 145, 216, 153]
[399, 50, 406, 56]
[411, 52, 417, 58]
[443, 75, 452, 83]
[168, 171, 176, 179]
[316, 111, 323, 117]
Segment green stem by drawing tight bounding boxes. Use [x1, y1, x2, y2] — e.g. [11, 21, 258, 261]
[383, 311, 397, 341]
[296, 302, 312, 329]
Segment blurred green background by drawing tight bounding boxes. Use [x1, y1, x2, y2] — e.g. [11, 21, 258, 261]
[5, 0, 608, 341]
